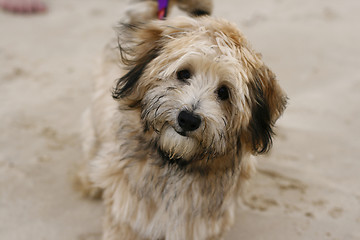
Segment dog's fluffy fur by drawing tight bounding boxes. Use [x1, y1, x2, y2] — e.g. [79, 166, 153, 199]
[76, 10, 287, 240]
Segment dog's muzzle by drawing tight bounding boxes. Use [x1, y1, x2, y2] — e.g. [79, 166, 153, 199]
[177, 110, 201, 133]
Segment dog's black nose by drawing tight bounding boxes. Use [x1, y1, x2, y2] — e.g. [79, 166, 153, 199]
[178, 110, 201, 132]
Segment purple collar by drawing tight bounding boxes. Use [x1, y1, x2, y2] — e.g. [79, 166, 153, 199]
[157, 0, 169, 20]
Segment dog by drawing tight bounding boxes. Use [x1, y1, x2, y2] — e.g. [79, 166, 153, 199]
[76, 2, 287, 239]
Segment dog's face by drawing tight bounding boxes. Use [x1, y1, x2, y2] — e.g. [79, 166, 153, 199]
[113, 17, 286, 168]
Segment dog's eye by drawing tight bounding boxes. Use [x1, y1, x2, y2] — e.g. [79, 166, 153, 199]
[177, 69, 191, 82]
[217, 85, 229, 100]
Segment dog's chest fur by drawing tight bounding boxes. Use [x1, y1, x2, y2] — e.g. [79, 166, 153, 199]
[92, 106, 240, 239]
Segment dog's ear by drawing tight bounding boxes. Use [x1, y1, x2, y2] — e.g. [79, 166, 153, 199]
[210, 20, 287, 154]
[112, 17, 201, 106]
[246, 66, 287, 154]
[112, 22, 164, 104]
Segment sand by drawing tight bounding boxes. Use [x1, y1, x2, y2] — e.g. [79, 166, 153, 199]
[0, 0, 359, 239]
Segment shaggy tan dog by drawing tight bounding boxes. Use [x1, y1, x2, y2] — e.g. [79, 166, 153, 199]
[76, 7, 287, 240]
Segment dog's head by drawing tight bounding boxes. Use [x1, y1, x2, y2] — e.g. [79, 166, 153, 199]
[113, 16, 287, 169]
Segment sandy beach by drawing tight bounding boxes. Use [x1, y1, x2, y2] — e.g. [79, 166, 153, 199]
[1, 0, 359, 239]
